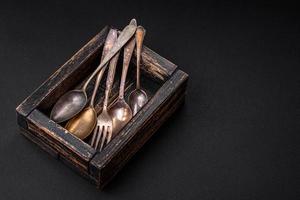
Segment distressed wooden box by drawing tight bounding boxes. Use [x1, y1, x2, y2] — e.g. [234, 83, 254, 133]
[16, 26, 188, 189]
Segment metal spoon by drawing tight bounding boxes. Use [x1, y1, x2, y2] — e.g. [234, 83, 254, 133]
[65, 29, 118, 139]
[129, 26, 148, 115]
[50, 19, 137, 123]
[109, 37, 136, 135]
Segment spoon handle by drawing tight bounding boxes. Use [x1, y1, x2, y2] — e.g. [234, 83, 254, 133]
[89, 64, 106, 106]
[119, 38, 136, 99]
[90, 29, 118, 107]
[82, 20, 137, 91]
[135, 26, 146, 90]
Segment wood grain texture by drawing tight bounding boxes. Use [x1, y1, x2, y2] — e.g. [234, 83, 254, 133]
[27, 110, 96, 171]
[20, 127, 59, 159]
[132, 46, 178, 81]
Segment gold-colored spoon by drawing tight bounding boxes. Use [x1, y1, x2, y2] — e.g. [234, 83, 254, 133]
[65, 29, 118, 139]
[109, 37, 136, 136]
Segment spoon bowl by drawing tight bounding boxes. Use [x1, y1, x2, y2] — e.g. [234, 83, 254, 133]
[108, 36, 136, 137]
[65, 107, 97, 139]
[50, 90, 87, 123]
[109, 99, 133, 135]
[49, 20, 137, 123]
[129, 89, 148, 115]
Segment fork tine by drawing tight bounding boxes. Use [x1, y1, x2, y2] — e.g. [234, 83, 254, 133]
[106, 126, 113, 144]
[94, 125, 103, 150]
[90, 125, 98, 147]
[100, 126, 108, 151]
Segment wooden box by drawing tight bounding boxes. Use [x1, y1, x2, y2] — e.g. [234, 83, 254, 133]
[16, 26, 188, 189]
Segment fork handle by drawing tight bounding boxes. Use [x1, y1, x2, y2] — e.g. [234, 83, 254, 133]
[82, 22, 137, 92]
[103, 52, 120, 110]
[119, 38, 136, 99]
[89, 29, 118, 107]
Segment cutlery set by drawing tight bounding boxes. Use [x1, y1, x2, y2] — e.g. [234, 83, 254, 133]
[50, 19, 148, 151]
[16, 18, 188, 188]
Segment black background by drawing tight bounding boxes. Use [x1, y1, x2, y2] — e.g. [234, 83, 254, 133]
[0, 1, 298, 199]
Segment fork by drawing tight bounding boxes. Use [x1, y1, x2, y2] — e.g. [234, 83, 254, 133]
[90, 47, 120, 151]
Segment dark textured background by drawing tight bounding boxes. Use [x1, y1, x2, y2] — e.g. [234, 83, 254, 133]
[0, 1, 298, 199]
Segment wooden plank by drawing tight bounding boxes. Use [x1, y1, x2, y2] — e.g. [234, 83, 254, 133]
[16, 26, 109, 117]
[90, 70, 188, 187]
[21, 126, 95, 180]
[59, 153, 92, 180]
[132, 46, 178, 81]
[27, 110, 96, 166]
[19, 127, 59, 158]
[20, 126, 98, 182]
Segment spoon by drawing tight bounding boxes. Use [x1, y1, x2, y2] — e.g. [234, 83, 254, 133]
[50, 19, 137, 123]
[129, 26, 148, 115]
[65, 29, 118, 139]
[109, 37, 136, 135]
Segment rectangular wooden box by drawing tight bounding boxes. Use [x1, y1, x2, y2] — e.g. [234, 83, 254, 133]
[16, 26, 188, 189]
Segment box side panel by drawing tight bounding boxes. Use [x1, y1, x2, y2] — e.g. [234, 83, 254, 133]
[90, 70, 188, 188]
[27, 110, 96, 172]
[20, 127, 97, 183]
[16, 112, 28, 130]
[58, 154, 97, 183]
[20, 127, 59, 158]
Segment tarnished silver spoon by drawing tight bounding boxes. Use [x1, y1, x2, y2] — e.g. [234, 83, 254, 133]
[129, 26, 148, 115]
[50, 19, 137, 123]
[109, 37, 136, 135]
